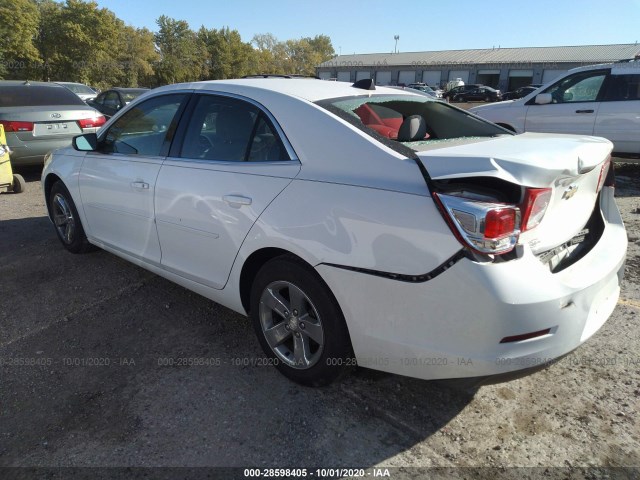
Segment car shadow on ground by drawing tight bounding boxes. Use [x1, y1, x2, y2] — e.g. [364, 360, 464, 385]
[0, 216, 477, 468]
[12, 166, 43, 183]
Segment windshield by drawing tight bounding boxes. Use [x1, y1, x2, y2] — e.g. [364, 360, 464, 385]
[122, 91, 147, 103]
[317, 94, 509, 152]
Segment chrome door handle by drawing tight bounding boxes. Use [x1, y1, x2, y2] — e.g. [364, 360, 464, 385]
[223, 195, 252, 207]
[131, 181, 149, 189]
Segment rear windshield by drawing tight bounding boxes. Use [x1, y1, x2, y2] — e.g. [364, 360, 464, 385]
[317, 94, 509, 153]
[0, 85, 86, 107]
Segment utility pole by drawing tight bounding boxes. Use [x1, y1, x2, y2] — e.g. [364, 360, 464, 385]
[394, 35, 399, 54]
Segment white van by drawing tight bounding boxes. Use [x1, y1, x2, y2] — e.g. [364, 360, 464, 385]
[470, 61, 640, 159]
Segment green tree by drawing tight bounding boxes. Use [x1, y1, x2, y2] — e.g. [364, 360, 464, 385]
[115, 25, 158, 87]
[154, 15, 205, 85]
[34, 0, 121, 83]
[250, 33, 335, 76]
[0, 0, 41, 79]
[199, 26, 254, 79]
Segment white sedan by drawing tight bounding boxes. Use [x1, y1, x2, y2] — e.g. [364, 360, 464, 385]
[42, 78, 627, 386]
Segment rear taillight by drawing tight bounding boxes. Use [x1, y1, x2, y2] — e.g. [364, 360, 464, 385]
[77, 115, 106, 129]
[0, 120, 34, 132]
[596, 156, 612, 192]
[520, 188, 552, 232]
[433, 192, 521, 255]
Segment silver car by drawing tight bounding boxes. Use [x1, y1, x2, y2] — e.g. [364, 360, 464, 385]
[0, 81, 106, 167]
[54, 82, 98, 102]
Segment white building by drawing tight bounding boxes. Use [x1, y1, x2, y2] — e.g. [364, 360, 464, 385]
[317, 43, 640, 91]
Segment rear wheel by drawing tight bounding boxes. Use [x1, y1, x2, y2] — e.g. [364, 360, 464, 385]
[49, 181, 94, 253]
[250, 256, 353, 386]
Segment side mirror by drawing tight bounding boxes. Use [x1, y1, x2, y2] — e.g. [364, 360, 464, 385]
[72, 133, 98, 151]
[534, 93, 552, 105]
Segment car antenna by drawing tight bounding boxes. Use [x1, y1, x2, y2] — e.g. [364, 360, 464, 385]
[352, 78, 375, 90]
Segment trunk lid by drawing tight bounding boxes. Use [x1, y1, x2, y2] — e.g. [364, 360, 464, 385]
[0, 105, 101, 139]
[416, 132, 613, 254]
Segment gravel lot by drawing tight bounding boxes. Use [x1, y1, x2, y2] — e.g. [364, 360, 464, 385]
[0, 161, 638, 477]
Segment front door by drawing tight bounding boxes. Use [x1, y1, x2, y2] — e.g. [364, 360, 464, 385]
[79, 93, 189, 264]
[525, 69, 608, 136]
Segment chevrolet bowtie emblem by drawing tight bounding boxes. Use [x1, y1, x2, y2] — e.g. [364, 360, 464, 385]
[562, 184, 579, 200]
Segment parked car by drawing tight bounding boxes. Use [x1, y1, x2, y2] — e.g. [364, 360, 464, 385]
[443, 84, 483, 100]
[453, 86, 502, 102]
[407, 82, 442, 98]
[55, 82, 98, 102]
[501, 85, 542, 100]
[470, 61, 640, 159]
[87, 88, 150, 118]
[0, 81, 106, 167]
[42, 78, 626, 386]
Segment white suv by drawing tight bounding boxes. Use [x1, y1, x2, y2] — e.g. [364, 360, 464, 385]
[470, 61, 640, 160]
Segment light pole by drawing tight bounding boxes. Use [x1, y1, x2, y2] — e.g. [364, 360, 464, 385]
[394, 35, 399, 53]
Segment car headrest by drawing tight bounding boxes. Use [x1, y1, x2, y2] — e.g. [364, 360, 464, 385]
[397, 115, 427, 142]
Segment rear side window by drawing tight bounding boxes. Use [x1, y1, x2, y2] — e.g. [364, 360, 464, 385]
[179, 95, 289, 162]
[0, 85, 86, 107]
[603, 74, 640, 101]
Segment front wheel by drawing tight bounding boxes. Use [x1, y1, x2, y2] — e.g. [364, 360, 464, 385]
[49, 181, 94, 253]
[250, 256, 353, 386]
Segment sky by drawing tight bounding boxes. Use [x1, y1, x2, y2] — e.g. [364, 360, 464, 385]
[96, 0, 640, 55]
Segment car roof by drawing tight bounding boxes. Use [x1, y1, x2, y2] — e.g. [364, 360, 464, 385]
[0, 80, 66, 88]
[565, 60, 640, 75]
[108, 87, 150, 93]
[155, 78, 421, 103]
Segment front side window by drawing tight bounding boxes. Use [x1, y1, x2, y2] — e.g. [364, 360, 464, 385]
[101, 94, 186, 156]
[544, 70, 607, 103]
[103, 92, 121, 110]
[93, 93, 105, 106]
[180, 95, 289, 162]
[603, 74, 640, 101]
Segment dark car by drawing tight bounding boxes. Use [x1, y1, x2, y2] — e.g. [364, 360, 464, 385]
[0, 81, 105, 166]
[452, 86, 502, 102]
[443, 84, 483, 100]
[87, 88, 150, 118]
[501, 85, 542, 100]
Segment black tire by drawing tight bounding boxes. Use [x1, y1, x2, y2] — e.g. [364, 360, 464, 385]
[484, 95, 491, 102]
[49, 181, 94, 253]
[11, 174, 25, 193]
[456, 95, 465, 103]
[250, 255, 353, 387]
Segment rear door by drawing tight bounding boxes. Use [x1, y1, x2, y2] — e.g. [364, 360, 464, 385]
[525, 69, 608, 135]
[155, 93, 300, 289]
[79, 93, 189, 264]
[594, 68, 640, 155]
